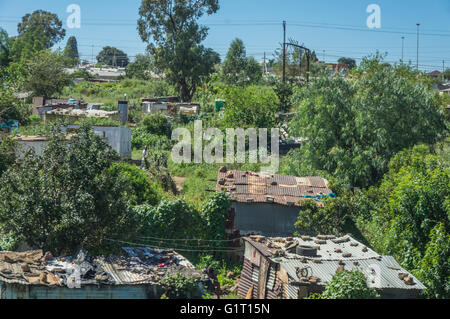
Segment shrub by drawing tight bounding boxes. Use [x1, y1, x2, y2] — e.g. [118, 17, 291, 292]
[142, 113, 172, 137]
[318, 270, 378, 299]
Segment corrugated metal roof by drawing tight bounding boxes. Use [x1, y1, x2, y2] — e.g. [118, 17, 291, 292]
[217, 168, 333, 207]
[281, 256, 426, 290]
[243, 235, 426, 292]
[0, 247, 203, 288]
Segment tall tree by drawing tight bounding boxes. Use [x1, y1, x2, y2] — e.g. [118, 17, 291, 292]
[221, 38, 262, 86]
[338, 57, 356, 70]
[0, 126, 141, 255]
[24, 50, 71, 98]
[63, 36, 79, 67]
[96, 46, 129, 67]
[288, 55, 447, 189]
[17, 10, 66, 48]
[221, 38, 247, 84]
[125, 53, 153, 80]
[138, 0, 220, 102]
[0, 28, 13, 67]
[12, 10, 65, 62]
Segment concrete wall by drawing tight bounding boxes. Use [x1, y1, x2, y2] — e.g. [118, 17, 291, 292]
[232, 202, 300, 237]
[65, 125, 132, 159]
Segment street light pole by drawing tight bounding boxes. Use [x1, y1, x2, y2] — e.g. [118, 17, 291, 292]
[416, 23, 420, 70]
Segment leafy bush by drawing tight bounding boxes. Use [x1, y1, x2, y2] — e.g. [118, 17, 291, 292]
[159, 273, 203, 299]
[221, 85, 279, 129]
[107, 162, 161, 206]
[290, 55, 447, 189]
[142, 113, 172, 137]
[131, 126, 172, 150]
[313, 270, 378, 299]
[134, 199, 203, 241]
[0, 125, 140, 255]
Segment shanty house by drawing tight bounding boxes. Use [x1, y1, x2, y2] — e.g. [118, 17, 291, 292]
[0, 247, 207, 299]
[216, 167, 334, 238]
[238, 235, 425, 299]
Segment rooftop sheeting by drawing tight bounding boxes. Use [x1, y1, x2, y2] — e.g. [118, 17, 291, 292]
[216, 168, 333, 207]
[0, 247, 203, 287]
[244, 235, 425, 291]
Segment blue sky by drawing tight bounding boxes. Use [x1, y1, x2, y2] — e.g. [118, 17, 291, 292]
[1, 0, 449, 71]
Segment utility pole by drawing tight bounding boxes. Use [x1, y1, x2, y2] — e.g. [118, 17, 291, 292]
[323, 50, 325, 62]
[286, 43, 311, 85]
[401, 36, 405, 64]
[443, 60, 445, 74]
[263, 52, 267, 73]
[283, 20, 286, 83]
[416, 23, 420, 71]
[91, 45, 94, 65]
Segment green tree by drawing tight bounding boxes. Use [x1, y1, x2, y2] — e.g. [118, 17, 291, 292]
[294, 195, 360, 237]
[221, 38, 262, 86]
[24, 49, 72, 97]
[415, 223, 450, 299]
[0, 66, 27, 122]
[337, 57, 356, 70]
[0, 125, 140, 255]
[353, 145, 450, 298]
[201, 192, 230, 249]
[0, 28, 13, 67]
[311, 270, 378, 299]
[138, 0, 221, 101]
[12, 10, 65, 62]
[0, 138, 17, 177]
[125, 53, 153, 80]
[443, 68, 450, 81]
[107, 162, 161, 206]
[97, 46, 129, 67]
[135, 199, 202, 240]
[290, 55, 447, 189]
[63, 36, 79, 67]
[142, 113, 172, 137]
[222, 85, 279, 128]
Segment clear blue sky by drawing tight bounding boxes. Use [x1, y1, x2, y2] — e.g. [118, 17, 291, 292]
[1, 0, 449, 71]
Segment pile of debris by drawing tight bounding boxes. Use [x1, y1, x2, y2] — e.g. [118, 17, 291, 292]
[0, 247, 206, 288]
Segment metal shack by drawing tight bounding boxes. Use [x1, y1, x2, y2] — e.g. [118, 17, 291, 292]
[64, 125, 132, 159]
[239, 235, 425, 299]
[13, 135, 51, 159]
[216, 167, 334, 238]
[0, 247, 207, 299]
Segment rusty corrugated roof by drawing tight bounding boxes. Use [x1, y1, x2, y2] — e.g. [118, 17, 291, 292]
[216, 167, 333, 207]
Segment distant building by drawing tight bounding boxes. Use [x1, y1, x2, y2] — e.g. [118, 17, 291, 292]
[239, 234, 425, 299]
[32, 96, 87, 119]
[0, 247, 207, 299]
[64, 125, 132, 159]
[14, 125, 132, 160]
[44, 108, 120, 124]
[216, 167, 335, 238]
[13, 135, 51, 159]
[427, 70, 442, 78]
[141, 96, 200, 116]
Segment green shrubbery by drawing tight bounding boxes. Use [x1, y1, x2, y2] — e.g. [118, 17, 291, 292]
[308, 270, 378, 299]
[0, 125, 143, 255]
[288, 55, 447, 189]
